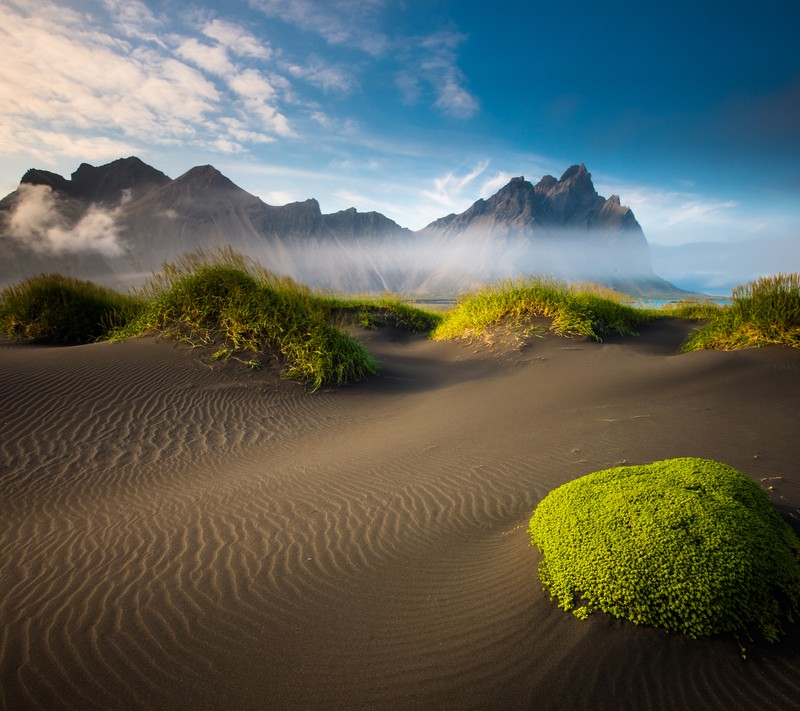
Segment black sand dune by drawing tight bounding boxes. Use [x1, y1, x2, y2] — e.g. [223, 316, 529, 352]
[1, 320, 799, 710]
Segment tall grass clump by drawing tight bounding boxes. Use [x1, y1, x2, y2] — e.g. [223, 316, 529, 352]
[529, 458, 800, 642]
[111, 250, 379, 389]
[431, 277, 646, 342]
[683, 273, 800, 351]
[0, 273, 143, 344]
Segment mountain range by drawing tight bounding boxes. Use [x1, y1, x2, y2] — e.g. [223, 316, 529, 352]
[0, 156, 685, 297]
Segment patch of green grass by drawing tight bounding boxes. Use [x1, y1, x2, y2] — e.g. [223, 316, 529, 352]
[110, 249, 380, 390]
[321, 294, 443, 332]
[0, 273, 143, 344]
[528, 458, 800, 641]
[683, 273, 800, 351]
[431, 277, 646, 343]
[649, 300, 725, 320]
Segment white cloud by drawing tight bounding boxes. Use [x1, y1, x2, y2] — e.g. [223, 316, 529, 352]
[287, 60, 358, 93]
[0, 5, 217, 143]
[422, 160, 489, 209]
[398, 30, 479, 119]
[202, 18, 272, 60]
[0, 0, 296, 161]
[0, 129, 138, 165]
[176, 37, 237, 76]
[228, 67, 277, 101]
[102, 0, 164, 45]
[596, 179, 745, 245]
[434, 76, 479, 118]
[218, 117, 276, 144]
[6, 183, 126, 256]
[250, 0, 389, 56]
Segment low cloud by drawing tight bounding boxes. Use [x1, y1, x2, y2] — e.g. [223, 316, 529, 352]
[6, 184, 126, 257]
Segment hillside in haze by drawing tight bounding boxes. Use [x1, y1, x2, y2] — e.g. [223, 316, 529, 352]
[0, 157, 685, 297]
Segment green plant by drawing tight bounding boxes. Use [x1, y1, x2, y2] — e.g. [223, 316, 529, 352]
[321, 294, 443, 332]
[683, 273, 800, 351]
[110, 249, 380, 389]
[0, 273, 143, 344]
[528, 458, 800, 641]
[431, 277, 645, 342]
[648, 300, 725, 320]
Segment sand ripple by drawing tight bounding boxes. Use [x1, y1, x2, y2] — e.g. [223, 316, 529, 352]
[2, 326, 800, 709]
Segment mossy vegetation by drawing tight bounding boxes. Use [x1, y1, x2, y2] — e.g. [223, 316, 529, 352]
[0, 273, 143, 344]
[682, 273, 800, 351]
[431, 277, 646, 342]
[528, 458, 800, 641]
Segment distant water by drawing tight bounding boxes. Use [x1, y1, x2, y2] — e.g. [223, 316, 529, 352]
[628, 297, 732, 309]
[414, 297, 734, 312]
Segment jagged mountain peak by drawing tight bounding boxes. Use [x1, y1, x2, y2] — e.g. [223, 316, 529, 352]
[172, 164, 241, 191]
[559, 163, 590, 181]
[533, 164, 593, 197]
[19, 156, 170, 204]
[70, 156, 171, 203]
[20, 168, 72, 193]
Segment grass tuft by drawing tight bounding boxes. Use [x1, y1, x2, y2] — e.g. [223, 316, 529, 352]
[431, 277, 646, 343]
[110, 249, 380, 390]
[528, 458, 800, 641]
[682, 273, 800, 351]
[0, 273, 143, 344]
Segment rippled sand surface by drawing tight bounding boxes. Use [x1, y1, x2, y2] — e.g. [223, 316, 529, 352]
[2, 321, 799, 710]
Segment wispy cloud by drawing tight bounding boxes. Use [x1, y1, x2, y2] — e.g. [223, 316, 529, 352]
[101, 0, 164, 44]
[416, 30, 479, 119]
[251, 0, 478, 118]
[287, 59, 359, 94]
[0, 0, 293, 164]
[394, 30, 479, 118]
[202, 18, 272, 60]
[421, 161, 490, 209]
[249, 0, 389, 55]
[595, 179, 744, 245]
[176, 37, 237, 76]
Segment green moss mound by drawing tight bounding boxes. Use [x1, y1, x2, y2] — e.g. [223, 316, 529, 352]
[528, 458, 800, 640]
[0, 273, 142, 344]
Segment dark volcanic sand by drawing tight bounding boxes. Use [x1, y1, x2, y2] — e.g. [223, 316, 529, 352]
[1, 319, 799, 710]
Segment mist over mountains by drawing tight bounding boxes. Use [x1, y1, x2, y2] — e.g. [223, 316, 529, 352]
[0, 157, 685, 297]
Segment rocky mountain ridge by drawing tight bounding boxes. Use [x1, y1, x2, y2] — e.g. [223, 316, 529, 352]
[0, 157, 685, 297]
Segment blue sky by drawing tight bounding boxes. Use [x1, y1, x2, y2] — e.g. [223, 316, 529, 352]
[1, 0, 798, 294]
